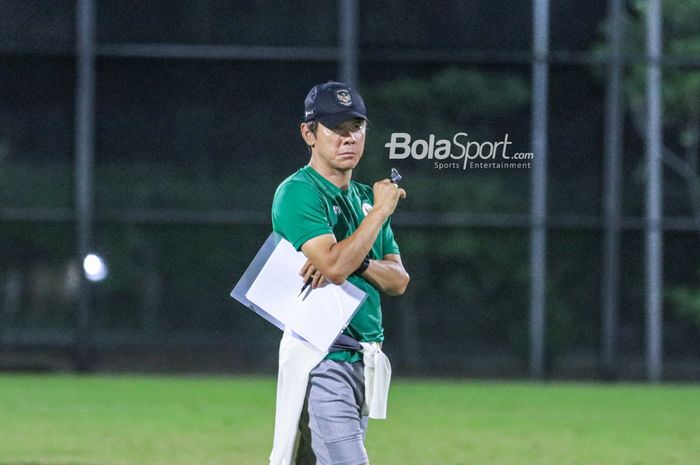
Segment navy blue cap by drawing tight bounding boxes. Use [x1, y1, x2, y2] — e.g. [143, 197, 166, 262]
[303, 81, 367, 128]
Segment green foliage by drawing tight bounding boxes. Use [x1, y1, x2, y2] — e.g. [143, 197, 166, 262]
[356, 67, 586, 361]
[592, 0, 700, 327]
[366, 67, 529, 133]
[667, 278, 700, 328]
[592, 0, 700, 124]
[360, 66, 530, 213]
[0, 160, 73, 209]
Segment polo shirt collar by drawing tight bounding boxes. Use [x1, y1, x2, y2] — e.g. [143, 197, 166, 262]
[302, 165, 351, 197]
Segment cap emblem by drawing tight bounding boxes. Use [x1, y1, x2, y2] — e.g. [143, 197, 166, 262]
[336, 89, 353, 106]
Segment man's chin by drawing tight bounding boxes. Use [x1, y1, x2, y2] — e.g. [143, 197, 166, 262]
[334, 159, 360, 171]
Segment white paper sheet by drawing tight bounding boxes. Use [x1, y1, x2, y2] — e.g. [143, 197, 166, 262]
[241, 237, 366, 353]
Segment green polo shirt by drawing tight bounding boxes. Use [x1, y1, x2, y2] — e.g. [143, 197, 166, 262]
[271, 165, 400, 363]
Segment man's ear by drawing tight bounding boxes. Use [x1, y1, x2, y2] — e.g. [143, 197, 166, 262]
[300, 123, 316, 147]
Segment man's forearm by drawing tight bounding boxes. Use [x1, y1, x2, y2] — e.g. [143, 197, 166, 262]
[322, 210, 388, 282]
[301, 180, 405, 285]
[361, 259, 410, 296]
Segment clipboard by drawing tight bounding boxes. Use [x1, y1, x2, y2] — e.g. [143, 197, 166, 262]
[230, 232, 367, 354]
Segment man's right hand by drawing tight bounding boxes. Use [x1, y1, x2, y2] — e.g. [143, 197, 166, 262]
[298, 179, 406, 285]
[372, 179, 407, 217]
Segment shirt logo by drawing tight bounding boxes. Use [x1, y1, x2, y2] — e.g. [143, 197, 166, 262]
[361, 202, 373, 216]
[333, 205, 342, 215]
[336, 89, 352, 106]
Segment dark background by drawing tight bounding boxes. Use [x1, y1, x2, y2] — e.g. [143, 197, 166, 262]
[1, 0, 698, 380]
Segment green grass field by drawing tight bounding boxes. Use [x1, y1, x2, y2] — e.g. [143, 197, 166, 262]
[0, 374, 698, 465]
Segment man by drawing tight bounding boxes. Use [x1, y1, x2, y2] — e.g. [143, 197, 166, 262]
[270, 81, 409, 465]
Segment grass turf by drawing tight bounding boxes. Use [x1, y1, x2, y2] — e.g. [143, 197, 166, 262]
[0, 374, 698, 465]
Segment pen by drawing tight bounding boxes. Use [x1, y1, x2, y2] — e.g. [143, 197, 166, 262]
[298, 276, 313, 297]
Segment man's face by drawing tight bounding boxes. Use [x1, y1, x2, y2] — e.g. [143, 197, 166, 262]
[308, 118, 367, 171]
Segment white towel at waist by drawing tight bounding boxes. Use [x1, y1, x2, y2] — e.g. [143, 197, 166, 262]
[269, 334, 392, 465]
[269, 330, 326, 465]
[359, 341, 392, 419]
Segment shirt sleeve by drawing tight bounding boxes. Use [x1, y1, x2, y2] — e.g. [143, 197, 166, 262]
[272, 180, 333, 251]
[381, 217, 401, 256]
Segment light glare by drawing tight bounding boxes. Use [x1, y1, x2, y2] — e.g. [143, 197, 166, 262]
[83, 253, 108, 282]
